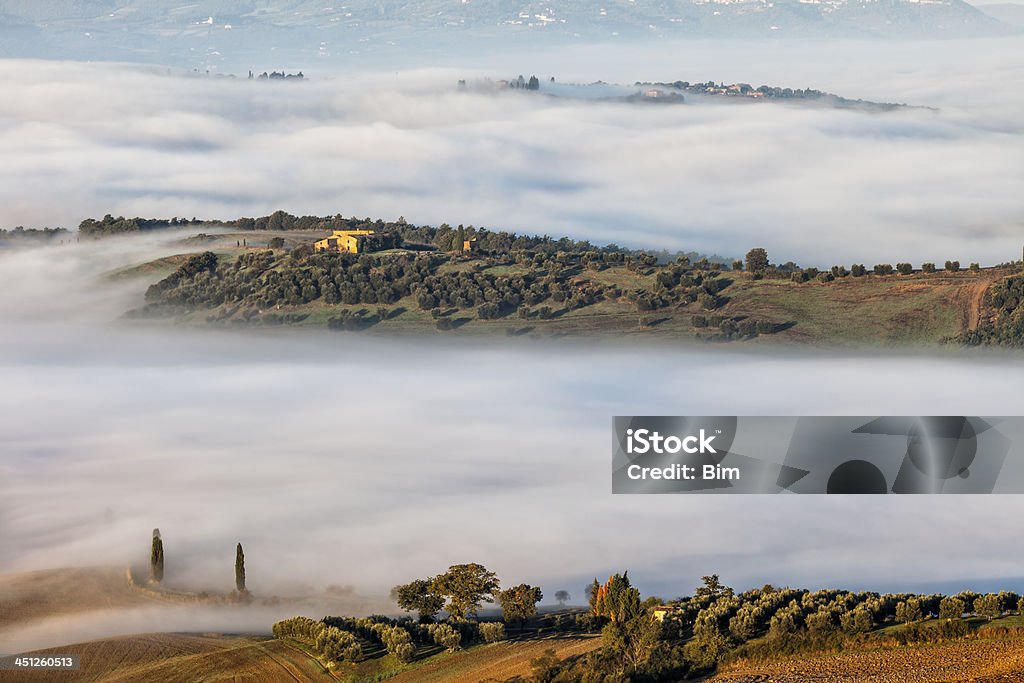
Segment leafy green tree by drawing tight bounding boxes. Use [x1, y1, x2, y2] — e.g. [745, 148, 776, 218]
[431, 563, 500, 620]
[939, 596, 966, 620]
[896, 598, 922, 624]
[602, 610, 663, 674]
[593, 573, 643, 623]
[683, 626, 731, 670]
[695, 574, 732, 604]
[975, 594, 1002, 620]
[497, 584, 543, 630]
[392, 579, 446, 622]
[150, 529, 164, 583]
[745, 248, 769, 274]
[235, 543, 246, 592]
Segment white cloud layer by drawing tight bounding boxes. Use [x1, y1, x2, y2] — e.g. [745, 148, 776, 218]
[1, 236, 1024, 620]
[0, 37, 1022, 265]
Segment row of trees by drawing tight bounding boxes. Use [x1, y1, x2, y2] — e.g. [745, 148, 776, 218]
[272, 617, 362, 666]
[139, 246, 737, 325]
[275, 567, 1024, 681]
[76, 209, 723, 266]
[391, 562, 544, 629]
[533, 572, 1024, 681]
[0, 226, 69, 241]
[741, 248, 979, 281]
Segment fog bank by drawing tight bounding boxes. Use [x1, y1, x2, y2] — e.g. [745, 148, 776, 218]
[1, 37, 1023, 265]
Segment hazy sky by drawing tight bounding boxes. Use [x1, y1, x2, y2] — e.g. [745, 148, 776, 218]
[1, 36, 1022, 266]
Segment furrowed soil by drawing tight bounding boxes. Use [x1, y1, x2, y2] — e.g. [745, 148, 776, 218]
[711, 637, 1024, 682]
[0, 633, 330, 682]
[386, 635, 602, 683]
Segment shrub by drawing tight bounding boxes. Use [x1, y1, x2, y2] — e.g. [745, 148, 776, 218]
[477, 302, 501, 320]
[897, 262, 913, 275]
[427, 623, 462, 652]
[479, 622, 506, 643]
[698, 292, 722, 310]
[921, 262, 936, 273]
[394, 642, 415, 663]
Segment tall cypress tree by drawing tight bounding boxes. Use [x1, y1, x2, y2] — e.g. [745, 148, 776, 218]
[235, 543, 246, 593]
[150, 529, 164, 583]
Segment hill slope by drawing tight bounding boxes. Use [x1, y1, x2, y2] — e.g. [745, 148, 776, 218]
[2, 633, 328, 682]
[0, 567, 163, 632]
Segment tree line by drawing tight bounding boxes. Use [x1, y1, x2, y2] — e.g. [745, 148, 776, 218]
[275, 563, 1024, 681]
[135, 246, 758, 332]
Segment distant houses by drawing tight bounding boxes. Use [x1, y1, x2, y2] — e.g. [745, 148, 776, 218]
[314, 229, 377, 254]
[249, 70, 305, 81]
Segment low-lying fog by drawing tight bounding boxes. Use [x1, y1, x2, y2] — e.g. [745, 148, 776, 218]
[1, 37, 1023, 651]
[1, 233, 1023, 653]
[1, 36, 1023, 266]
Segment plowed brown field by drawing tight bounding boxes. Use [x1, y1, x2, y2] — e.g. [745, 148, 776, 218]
[712, 638, 1024, 682]
[0, 633, 331, 682]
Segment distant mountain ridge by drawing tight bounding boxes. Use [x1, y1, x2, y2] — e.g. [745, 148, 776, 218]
[0, 0, 1016, 67]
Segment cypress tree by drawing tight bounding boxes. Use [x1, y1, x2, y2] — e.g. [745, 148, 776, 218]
[150, 529, 164, 583]
[235, 543, 246, 592]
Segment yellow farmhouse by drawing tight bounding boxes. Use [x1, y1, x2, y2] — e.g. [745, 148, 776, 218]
[314, 229, 375, 254]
